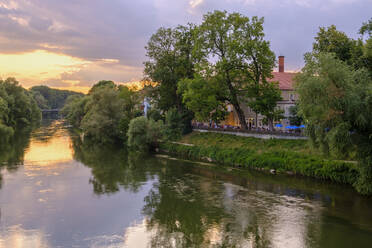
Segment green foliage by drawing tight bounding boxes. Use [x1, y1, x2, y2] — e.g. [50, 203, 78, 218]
[0, 78, 41, 142]
[295, 52, 372, 194]
[62, 81, 141, 144]
[81, 87, 124, 143]
[189, 11, 276, 129]
[62, 95, 89, 127]
[359, 18, 372, 37]
[313, 23, 372, 73]
[178, 76, 228, 123]
[163, 108, 184, 140]
[88, 80, 116, 95]
[313, 25, 354, 63]
[288, 104, 303, 126]
[144, 25, 195, 112]
[147, 108, 163, 122]
[127, 116, 164, 152]
[247, 81, 284, 130]
[160, 132, 358, 185]
[30, 85, 83, 109]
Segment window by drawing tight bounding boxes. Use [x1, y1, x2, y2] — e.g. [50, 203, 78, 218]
[290, 93, 294, 101]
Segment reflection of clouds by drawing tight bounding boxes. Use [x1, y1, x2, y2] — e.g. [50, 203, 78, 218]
[0, 225, 50, 248]
[123, 219, 153, 248]
[85, 219, 154, 248]
[24, 121, 73, 166]
[219, 183, 323, 248]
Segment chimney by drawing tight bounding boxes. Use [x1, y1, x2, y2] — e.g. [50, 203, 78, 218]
[278, 56, 284, 73]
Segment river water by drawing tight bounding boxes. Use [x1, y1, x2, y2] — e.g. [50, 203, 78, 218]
[0, 119, 371, 248]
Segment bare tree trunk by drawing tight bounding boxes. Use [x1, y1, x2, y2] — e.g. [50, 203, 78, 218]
[268, 118, 274, 131]
[225, 70, 248, 130]
[232, 102, 248, 130]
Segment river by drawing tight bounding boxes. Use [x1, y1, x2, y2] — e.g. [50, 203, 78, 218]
[0, 119, 371, 248]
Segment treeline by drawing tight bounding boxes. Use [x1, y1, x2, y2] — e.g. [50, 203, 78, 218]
[30, 85, 84, 110]
[0, 78, 41, 143]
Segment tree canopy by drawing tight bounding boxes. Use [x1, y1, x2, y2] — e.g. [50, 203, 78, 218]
[62, 81, 141, 143]
[295, 52, 372, 194]
[178, 11, 277, 129]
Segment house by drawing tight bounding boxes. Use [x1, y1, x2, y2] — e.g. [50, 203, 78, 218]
[223, 56, 298, 129]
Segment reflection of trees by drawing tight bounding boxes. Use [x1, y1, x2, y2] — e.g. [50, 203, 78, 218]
[142, 166, 225, 247]
[71, 136, 158, 195]
[31, 118, 61, 143]
[140, 159, 325, 248]
[0, 129, 32, 187]
[71, 137, 369, 247]
[140, 159, 275, 248]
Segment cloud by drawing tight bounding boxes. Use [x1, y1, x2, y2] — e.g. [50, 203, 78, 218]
[0, 0, 371, 89]
[190, 0, 205, 8]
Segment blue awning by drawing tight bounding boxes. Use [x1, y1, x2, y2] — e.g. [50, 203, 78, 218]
[285, 126, 299, 129]
[275, 124, 283, 127]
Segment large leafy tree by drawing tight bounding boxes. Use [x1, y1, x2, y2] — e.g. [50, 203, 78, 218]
[144, 25, 195, 111]
[189, 11, 276, 129]
[144, 25, 196, 135]
[295, 52, 372, 194]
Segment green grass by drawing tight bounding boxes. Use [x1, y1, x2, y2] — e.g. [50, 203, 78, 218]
[160, 132, 358, 185]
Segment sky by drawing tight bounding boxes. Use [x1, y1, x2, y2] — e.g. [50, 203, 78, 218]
[0, 0, 371, 93]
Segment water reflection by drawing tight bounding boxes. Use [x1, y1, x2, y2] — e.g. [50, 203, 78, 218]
[71, 136, 158, 195]
[0, 120, 371, 248]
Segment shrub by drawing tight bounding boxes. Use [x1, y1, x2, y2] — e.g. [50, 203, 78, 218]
[164, 108, 184, 140]
[127, 116, 164, 152]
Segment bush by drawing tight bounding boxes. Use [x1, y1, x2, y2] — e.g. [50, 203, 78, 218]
[164, 108, 184, 140]
[127, 116, 164, 152]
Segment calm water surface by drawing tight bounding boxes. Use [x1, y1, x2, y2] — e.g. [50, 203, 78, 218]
[0, 120, 371, 248]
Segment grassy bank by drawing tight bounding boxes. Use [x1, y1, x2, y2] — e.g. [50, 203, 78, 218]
[160, 132, 358, 185]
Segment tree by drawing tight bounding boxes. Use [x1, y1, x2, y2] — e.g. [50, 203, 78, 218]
[178, 75, 228, 124]
[359, 18, 372, 37]
[62, 95, 89, 127]
[0, 78, 41, 142]
[0, 78, 41, 128]
[191, 11, 276, 129]
[88, 80, 116, 95]
[127, 116, 164, 152]
[288, 104, 303, 126]
[295, 52, 372, 194]
[144, 25, 195, 111]
[144, 25, 195, 133]
[313, 25, 354, 63]
[247, 81, 284, 131]
[63, 81, 141, 143]
[313, 23, 372, 73]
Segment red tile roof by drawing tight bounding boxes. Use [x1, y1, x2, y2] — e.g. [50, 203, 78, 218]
[268, 72, 297, 90]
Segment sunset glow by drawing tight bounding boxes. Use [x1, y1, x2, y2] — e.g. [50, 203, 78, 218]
[0, 50, 90, 90]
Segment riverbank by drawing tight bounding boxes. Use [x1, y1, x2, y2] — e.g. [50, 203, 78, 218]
[160, 132, 358, 186]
